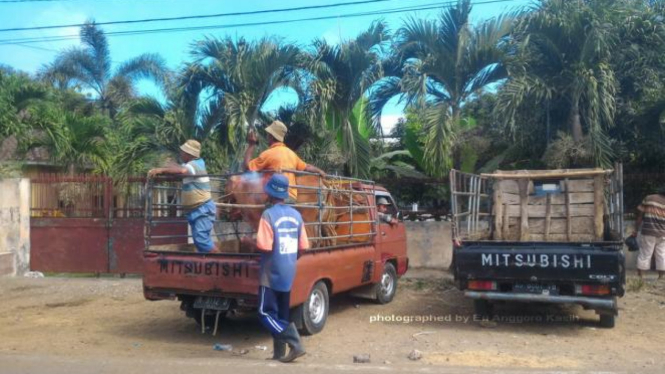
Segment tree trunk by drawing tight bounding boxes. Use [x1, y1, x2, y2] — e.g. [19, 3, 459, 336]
[569, 100, 583, 142]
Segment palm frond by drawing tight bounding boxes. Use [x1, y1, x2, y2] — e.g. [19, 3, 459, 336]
[115, 53, 168, 88]
[77, 21, 111, 90]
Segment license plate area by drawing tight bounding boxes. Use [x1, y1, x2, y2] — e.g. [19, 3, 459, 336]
[193, 296, 231, 311]
[513, 283, 559, 296]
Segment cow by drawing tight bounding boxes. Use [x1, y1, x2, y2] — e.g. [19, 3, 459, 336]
[221, 171, 340, 248]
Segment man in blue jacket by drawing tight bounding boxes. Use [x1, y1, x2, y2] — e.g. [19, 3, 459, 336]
[249, 173, 309, 362]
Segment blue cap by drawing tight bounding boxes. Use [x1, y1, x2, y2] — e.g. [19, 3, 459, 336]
[265, 173, 289, 200]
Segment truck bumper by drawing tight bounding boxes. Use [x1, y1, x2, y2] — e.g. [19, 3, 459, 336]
[465, 291, 617, 312]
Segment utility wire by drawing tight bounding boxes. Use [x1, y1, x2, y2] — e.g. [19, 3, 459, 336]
[0, 0, 156, 2]
[0, 0, 393, 32]
[5, 41, 58, 52]
[0, 0, 522, 46]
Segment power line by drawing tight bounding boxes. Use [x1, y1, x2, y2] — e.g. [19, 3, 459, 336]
[0, 0, 148, 2]
[0, 1, 452, 44]
[0, 0, 522, 46]
[0, 0, 393, 32]
[4, 41, 58, 52]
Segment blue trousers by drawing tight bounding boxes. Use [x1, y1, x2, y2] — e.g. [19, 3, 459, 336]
[258, 286, 290, 336]
[185, 200, 216, 253]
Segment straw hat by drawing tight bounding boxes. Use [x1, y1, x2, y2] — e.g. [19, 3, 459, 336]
[180, 139, 201, 158]
[264, 120, 288, 142]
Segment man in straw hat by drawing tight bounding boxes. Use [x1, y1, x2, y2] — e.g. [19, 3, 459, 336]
[148, 140, 216, 253]
[242, 174, 309, 362]
[632, 184, 665, 280]
[244, 120, 326, 202]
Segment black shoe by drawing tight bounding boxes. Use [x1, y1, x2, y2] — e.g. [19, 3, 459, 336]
[278, 323, 306, 363]
[268, 338, 286, 360]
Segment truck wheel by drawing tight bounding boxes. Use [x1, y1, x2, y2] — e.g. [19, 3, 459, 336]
[375, 262, 397, 304]
[599, 313, 615, 328]
[300, 281, 329, 336]
[473, 299, 493, 318]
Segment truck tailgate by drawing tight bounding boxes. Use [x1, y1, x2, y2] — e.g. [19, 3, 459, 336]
[454, 242, 624, 284]
[143, 251, 260, 298]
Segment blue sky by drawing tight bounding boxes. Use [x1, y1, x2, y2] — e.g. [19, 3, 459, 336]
[0, 0, 527, 131]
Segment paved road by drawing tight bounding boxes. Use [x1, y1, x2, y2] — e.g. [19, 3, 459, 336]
[0, 353, 641, 374]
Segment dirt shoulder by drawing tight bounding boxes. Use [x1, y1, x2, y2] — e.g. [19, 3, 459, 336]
[0, 273, 663, 372]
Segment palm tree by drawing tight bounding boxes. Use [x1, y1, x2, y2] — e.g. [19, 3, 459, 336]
[0, 70, 49, 139]
[40, 21, 168, 118]
[109, 90, 235, 179]
[179, 36, 302, 167]
[495, 0, 618, 167]
[307, 21, 391, 177]
[375, 0, 515, 177]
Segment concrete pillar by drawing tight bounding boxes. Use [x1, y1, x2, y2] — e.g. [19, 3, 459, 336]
[0, 178, 30, 276]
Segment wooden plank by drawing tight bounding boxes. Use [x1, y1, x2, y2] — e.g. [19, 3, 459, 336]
[493, 181, 503, 240]
[483, 170, 609, 179]
[519, 179, 530, 241]
[544, 194, 552, 240]
[527, 233, 597, 242]
[505, 217, 595, 235]
[562, 179, 595, 192]
[502, 203, 510, 240]
[489, 168, 605, 175]
[565, 179, 571, 241]
[498, 180, 519, 194]
[505, 204, 595, 218]
[501, 192, 594, 205]
[594, 175, 605, 241]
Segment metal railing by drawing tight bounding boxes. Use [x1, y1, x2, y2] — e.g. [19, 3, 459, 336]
[144, 170, 378, 254]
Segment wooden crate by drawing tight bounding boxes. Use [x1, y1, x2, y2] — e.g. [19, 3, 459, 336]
[486, 169, 608, 242]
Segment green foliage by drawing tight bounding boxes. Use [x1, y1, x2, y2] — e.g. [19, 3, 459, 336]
[495, 0, 620, 168]
[541, 132, 595, 169]
[180, 36, 302, 170]
[383, 0, 517, 177]
[40, 21, 168, 118]
[4, 0, 665, 184]
[310, 22, 390, 177]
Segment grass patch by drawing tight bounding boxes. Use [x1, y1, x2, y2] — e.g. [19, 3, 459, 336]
[627, 277, 645, 293]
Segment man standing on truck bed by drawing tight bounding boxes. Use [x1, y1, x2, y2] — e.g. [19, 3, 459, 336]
[634, 185, 665, 280]
[243, 173, 309, 362]
[148, 140, 216, 253]
[244, 120, 326, 202]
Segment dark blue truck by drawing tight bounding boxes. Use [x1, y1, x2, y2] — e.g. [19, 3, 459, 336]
[450, 166, 625, 328]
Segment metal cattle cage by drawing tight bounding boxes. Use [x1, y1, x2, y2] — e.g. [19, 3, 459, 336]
[145, 170, 379, 254]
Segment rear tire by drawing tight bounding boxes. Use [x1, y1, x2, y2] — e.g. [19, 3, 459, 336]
[473, 299, 493, 319]
[599, 313, 615, 328]
[299, 281, 329, 335]
[375, 262, 398, 304]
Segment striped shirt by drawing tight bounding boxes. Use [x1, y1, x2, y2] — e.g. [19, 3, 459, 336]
[181, 159, 212, 210]
[638, 194, 665, 237]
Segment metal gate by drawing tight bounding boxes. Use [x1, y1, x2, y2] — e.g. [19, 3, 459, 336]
[29, 174, 186, 274]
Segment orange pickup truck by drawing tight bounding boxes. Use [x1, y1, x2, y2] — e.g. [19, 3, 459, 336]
[142, 172, 408, 335]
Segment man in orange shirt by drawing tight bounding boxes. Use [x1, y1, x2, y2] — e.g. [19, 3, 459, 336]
[244, 120, 326, 202]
